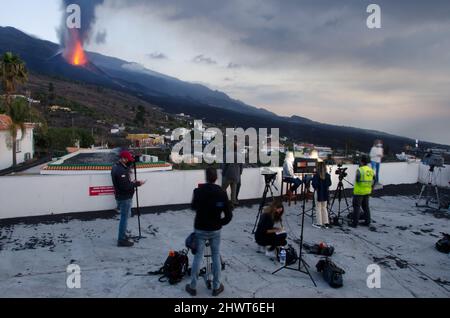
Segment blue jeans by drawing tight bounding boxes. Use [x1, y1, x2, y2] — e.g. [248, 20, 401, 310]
[284, 177, 302, 192]
[190, 230, 221, 290]
[117, 199, 133, 241]
[371, 162, 380, 184]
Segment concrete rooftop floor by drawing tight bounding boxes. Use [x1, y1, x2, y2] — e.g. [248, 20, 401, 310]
[0, 195, 449, 298]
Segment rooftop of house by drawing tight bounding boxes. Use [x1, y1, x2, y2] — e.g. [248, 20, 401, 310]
[0, 193, 449, 298]
[0, 114, 12, 131]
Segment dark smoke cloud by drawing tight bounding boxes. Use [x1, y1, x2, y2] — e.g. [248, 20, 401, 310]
[59, 0, 105, 47]
[95, 30, 107, 44]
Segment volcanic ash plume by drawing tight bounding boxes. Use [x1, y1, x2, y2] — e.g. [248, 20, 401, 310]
[59, 0, 105, 66]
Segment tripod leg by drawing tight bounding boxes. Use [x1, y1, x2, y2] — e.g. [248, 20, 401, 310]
[252, 186, 269, 234]
[300, 259, 317, 287]
[435, 186, 441, 210]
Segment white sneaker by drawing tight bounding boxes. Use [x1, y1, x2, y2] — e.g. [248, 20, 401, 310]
[257, 245, 266, 253]
[265, 249, 276, 258]
[312, 224, 322, 229]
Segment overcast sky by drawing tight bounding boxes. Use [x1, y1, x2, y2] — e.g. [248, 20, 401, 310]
[1, 0, 449, 144]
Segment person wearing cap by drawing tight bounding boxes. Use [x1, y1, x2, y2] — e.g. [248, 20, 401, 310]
[111, 150, 146, 247]
[350, 155, 375, 228]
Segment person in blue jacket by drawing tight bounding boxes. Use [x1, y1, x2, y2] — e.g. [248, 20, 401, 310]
[312, 161, 332, 229]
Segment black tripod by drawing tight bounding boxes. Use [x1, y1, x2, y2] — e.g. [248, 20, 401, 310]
[252, 173, 278, 234]
[301, 175, 316, 223]
[131, 160, 145, 240]
[416, 165, 441, 210]
[328, 176, 353, 226]
[272, 183, 317, 287]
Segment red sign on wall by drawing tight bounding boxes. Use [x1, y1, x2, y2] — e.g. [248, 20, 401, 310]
[89, 186, 115, 197]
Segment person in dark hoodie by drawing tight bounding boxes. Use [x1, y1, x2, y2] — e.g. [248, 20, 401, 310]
[111, 150, 145, 247]
[186, 167, 233, 297]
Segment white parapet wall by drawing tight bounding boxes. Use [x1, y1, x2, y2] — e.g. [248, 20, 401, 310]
[0, 162, 421, 220]
[418, 163, 450, 188]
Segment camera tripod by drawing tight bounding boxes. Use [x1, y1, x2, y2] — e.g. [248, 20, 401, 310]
[328, 177, 353, 226]
[416, 166, 441, 210]
[130, 160, 146, 241]
[272, 182, 317, 287]
[252, 173, 278, 234]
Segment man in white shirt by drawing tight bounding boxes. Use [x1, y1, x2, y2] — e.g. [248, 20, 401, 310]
[369, 140, 384, 188]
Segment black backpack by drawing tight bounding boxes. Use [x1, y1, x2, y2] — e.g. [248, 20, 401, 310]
[277, 245, 298, 266]
[150, 250, 189, 285]
[436, 233, 450, 254]
[316, 258, 345, 288]
[303, 242, 335, 257]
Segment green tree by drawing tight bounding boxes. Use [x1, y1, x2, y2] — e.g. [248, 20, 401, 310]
[134, 105, 146, 126]
[6, 98, 31, 166]
[0, 52, 28, 107]
[48, 82, 55, 105]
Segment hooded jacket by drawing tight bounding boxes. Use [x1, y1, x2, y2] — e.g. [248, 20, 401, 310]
[191, 183, 233, 231]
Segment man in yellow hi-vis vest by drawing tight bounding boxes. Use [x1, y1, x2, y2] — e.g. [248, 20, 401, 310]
[350, 156, 375, 228]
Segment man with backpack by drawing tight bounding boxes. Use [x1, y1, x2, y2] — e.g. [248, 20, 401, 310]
[186, 167, 233, 297]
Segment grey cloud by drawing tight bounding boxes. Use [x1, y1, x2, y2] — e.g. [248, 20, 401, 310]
[227, 63, 241, 69]
[148, 52, 168, 59]
[192, 54, 217, 65]
[95, 30, 107, 44]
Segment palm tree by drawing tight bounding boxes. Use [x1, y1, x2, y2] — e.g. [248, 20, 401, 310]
[7, 98, 31, 166]
[0, 52, 28, 108]
[0, 52, 29, 167]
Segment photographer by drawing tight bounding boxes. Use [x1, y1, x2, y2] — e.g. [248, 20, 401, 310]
[350, 156, 375, 228]
[111, 151, 146, 247]
[283, 152, 302, 199]
[255, 200, 287, 257]
[186, 167, 233, 297]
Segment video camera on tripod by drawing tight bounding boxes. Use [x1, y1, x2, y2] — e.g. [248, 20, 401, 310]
[252, 169, 279, 234]
[335, 164, 348, 180]
[422, 152, 444, 171]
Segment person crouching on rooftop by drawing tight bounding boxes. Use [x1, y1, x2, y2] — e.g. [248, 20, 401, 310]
[186, 167, 233, 297]
[111, 151, 146, 247]
[255, 200, 287, 258]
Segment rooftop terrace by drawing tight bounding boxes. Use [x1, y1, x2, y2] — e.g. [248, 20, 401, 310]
[1, 192, 449, 298]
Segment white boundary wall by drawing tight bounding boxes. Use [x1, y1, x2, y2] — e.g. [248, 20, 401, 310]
[0, 162, 421, 220]
[418, 163, 450, 188]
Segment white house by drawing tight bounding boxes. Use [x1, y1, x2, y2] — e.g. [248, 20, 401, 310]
[0, 114, 35, 170]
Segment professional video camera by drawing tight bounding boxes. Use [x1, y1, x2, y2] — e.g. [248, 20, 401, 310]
[335, 164, 348, 180]
[422, 152, 444, 170]
[133, 153, 142, 163]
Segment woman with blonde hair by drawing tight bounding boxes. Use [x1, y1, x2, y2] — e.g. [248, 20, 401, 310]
[312, 162, 332, 229]
[255, 200, 287, 257]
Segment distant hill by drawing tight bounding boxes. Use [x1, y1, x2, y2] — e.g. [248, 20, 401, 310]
[0, 26, 445, 153]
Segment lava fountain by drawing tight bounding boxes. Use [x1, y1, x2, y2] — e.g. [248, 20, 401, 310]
[63, 29, 88, 66]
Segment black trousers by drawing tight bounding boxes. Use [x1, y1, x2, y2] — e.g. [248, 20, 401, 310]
[352, 195, 371, 226]
[257, 233, 288, 250]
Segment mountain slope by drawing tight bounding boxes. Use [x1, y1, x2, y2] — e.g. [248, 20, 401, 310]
[0, 26, 445, 152]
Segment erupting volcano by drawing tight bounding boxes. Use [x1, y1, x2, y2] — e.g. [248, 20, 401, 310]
[63, 30, 88, 66]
